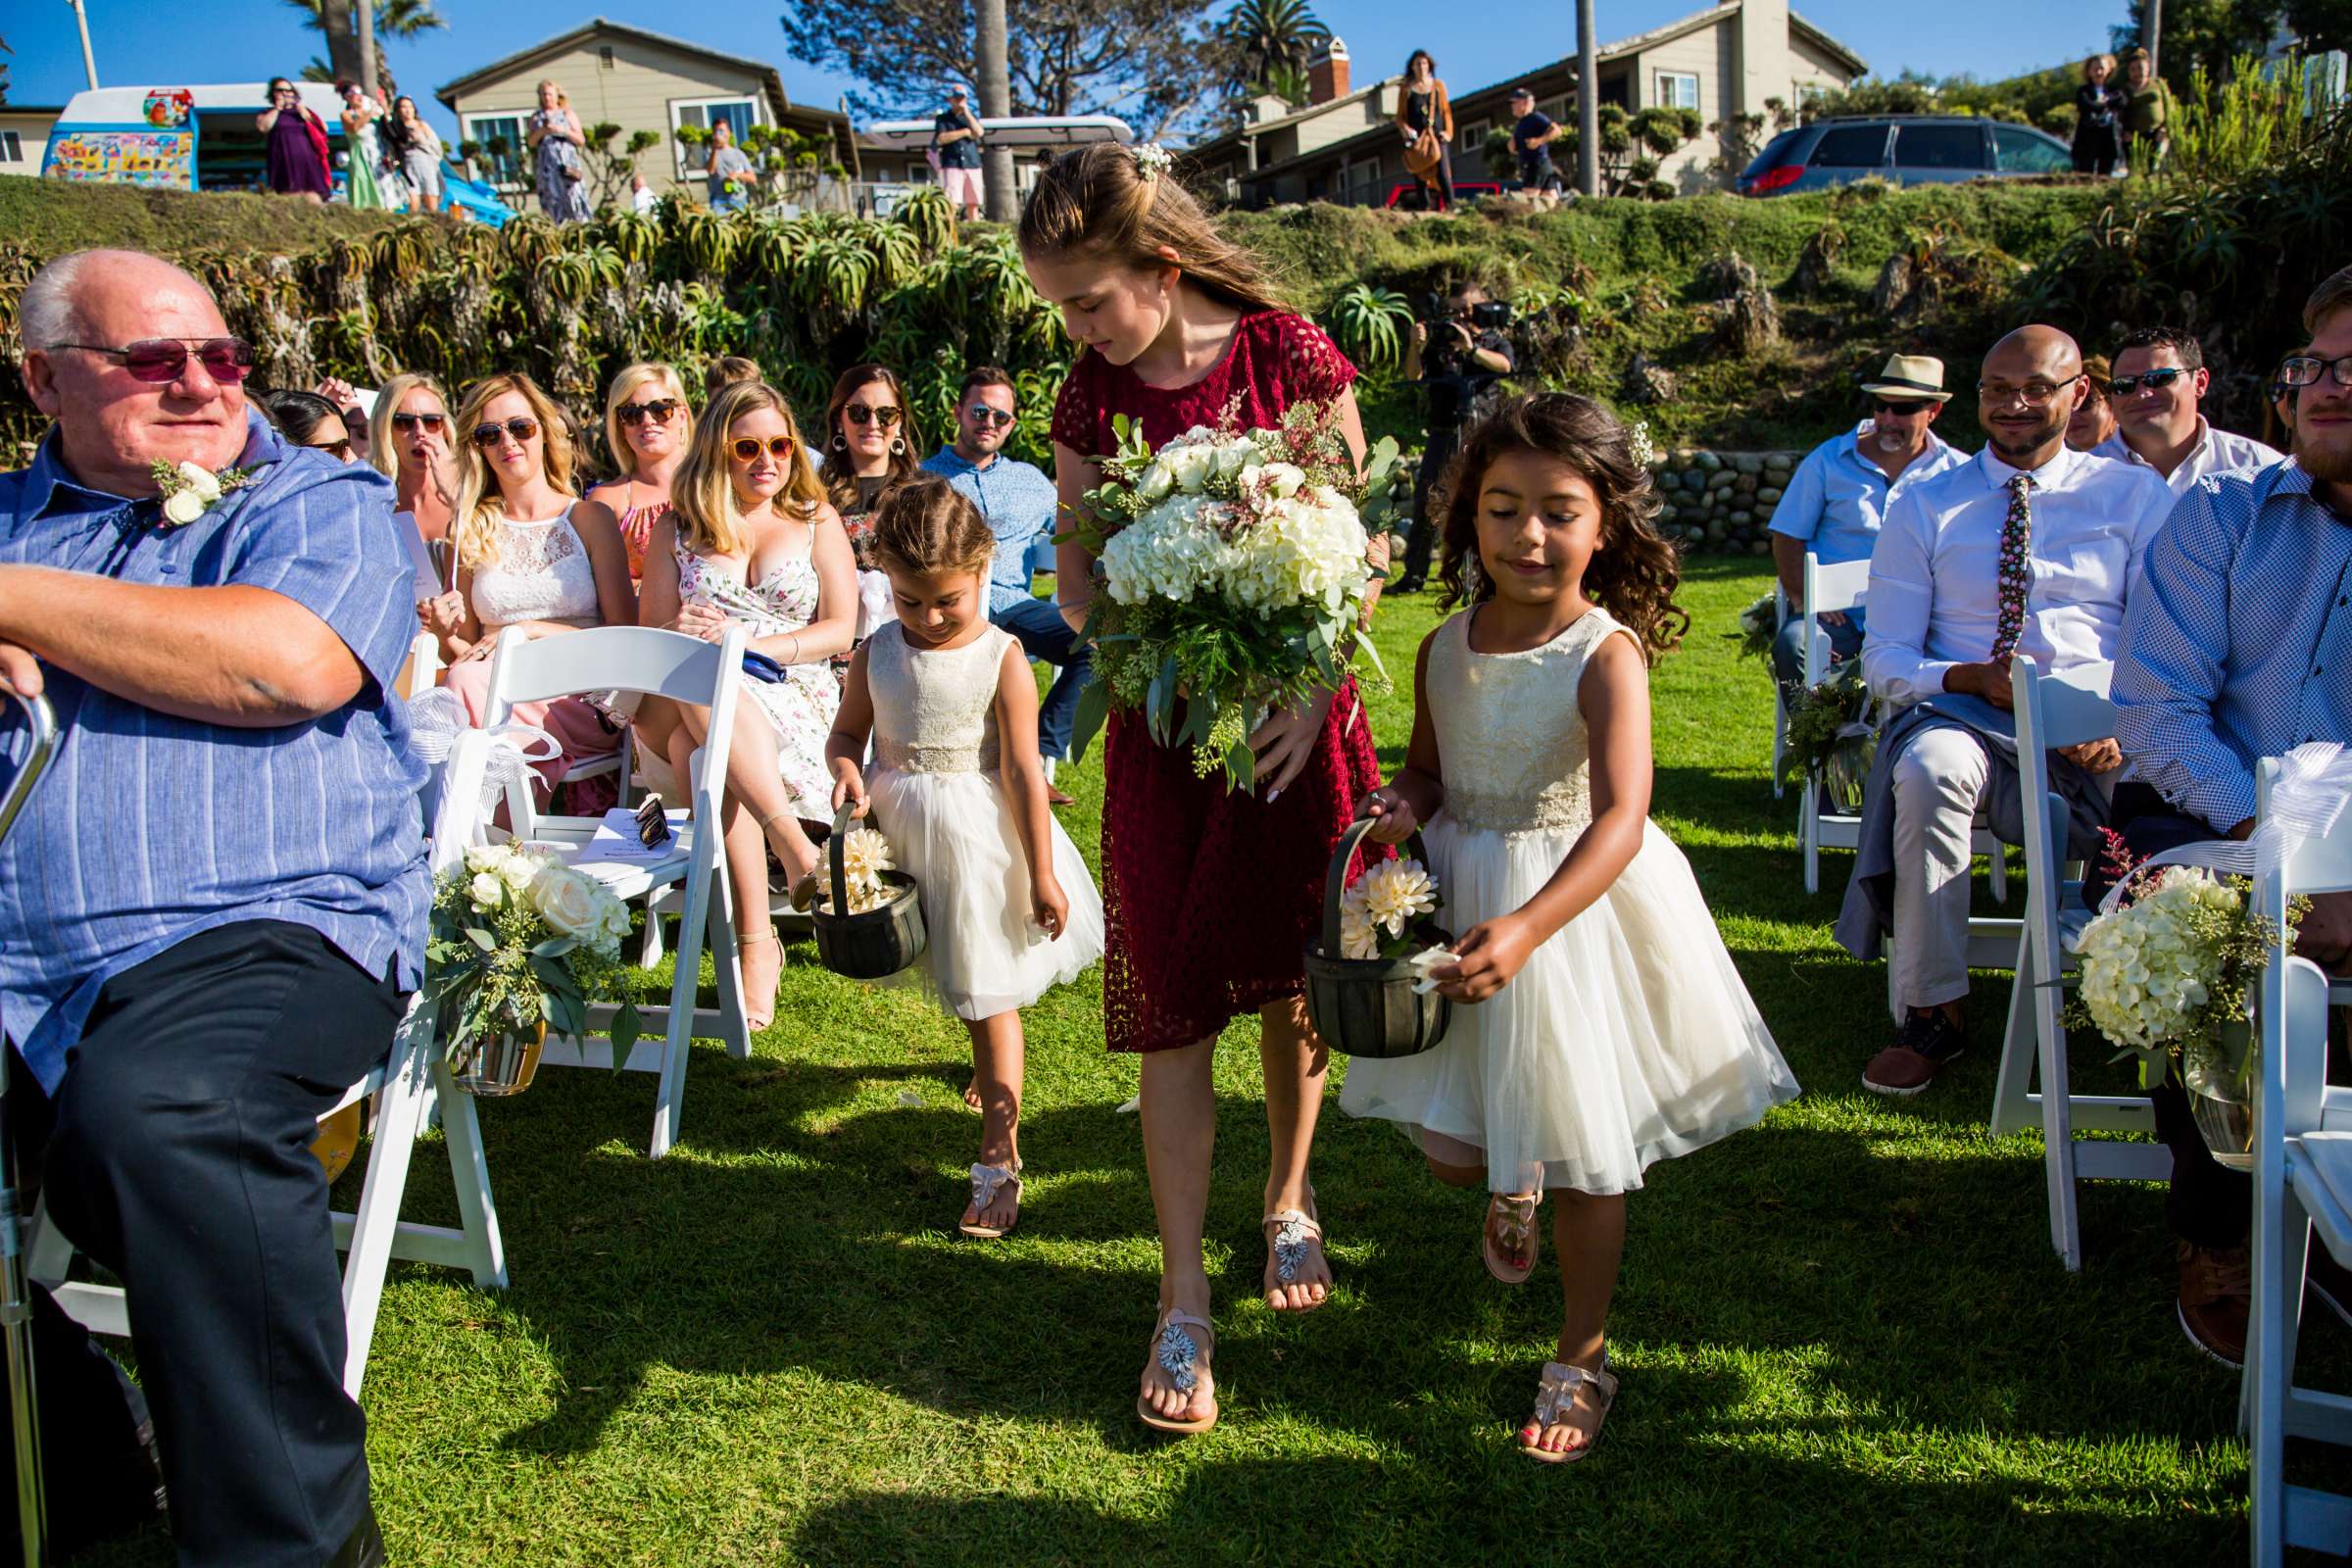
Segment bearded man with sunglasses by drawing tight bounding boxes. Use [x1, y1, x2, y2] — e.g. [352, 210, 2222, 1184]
[921, 366, 1089, 803]
[2101, 325, 2285, 494]
[0, 250, 423, 1567]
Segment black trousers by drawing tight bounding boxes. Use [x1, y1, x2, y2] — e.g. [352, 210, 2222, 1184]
[1402, 421, 1462, 585]
[24, 919, 400, 1567]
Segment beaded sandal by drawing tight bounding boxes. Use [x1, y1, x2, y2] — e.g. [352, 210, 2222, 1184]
[957, 1160, 1022, 1240]
[1262, 1207, 1330, 1310]
[1519, 1357, 1616, 1464]
[1483, 1193, 1542, 1285]
[1136, 1305, 1218, 1434]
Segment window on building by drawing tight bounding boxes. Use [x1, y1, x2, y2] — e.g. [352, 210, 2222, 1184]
[0, 131, 23, 165]
[462, 113, 529, 185]
[670, 97, 760, 173]
[1462, 119, 1490, 144]
[1654, 71, 1699, 111]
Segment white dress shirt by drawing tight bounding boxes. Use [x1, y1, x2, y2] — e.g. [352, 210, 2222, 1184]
[1861, 444, 2177, 709]
[2111, 415, 2286, 496]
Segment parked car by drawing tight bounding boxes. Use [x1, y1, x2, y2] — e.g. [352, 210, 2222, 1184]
[1737, 115, 2075, 197]
[1384, 179, 1517, 209]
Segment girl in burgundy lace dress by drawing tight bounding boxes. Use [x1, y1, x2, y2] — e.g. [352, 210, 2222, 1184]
[1022, 141, 1390, 1434]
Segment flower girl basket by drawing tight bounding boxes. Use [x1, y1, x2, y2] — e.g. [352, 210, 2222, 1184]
[810, 802, 927, 981]
[1303, 817, 1452, 1059]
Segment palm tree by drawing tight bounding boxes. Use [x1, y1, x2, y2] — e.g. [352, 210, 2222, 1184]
[284, 0, 447, 88]
[1224, 0, 1332, 97]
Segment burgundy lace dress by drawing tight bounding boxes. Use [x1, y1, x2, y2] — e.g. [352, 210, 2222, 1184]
[1052, 310, 1386, 1054]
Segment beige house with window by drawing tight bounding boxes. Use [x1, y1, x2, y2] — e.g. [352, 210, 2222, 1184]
[1186, 0, 1863, 205]
[435, 19, 857, 202]
[0, 106, 63, 175]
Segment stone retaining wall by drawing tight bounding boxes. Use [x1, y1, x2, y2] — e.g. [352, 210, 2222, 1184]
[1649, 448, 1803, 556]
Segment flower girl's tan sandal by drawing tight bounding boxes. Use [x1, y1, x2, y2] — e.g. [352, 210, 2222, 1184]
[1136, 1306, 1218, 1434]
[1262, 1207, 1330, 1310]
[1483, 1193, 1543, 1286]
[1518, 1357, 1616, 1464]
[957, 1160, 1022, 1240]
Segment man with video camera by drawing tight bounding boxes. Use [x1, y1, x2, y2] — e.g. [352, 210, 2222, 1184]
[1394, 282, 1514, 594]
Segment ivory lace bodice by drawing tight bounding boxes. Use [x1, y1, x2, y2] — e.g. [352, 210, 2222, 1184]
[1429, 605, 1631, 835]
[867, 622, 1013, 774]
[468, 507, 598, 629]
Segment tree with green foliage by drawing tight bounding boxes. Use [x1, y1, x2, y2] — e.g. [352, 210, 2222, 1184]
[1223, 0, 1332, 104]
[2112, 0, 2351, 94]
[286, 0, 446, 91]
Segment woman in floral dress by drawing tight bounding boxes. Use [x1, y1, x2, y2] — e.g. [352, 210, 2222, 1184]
[638, 381, 858, 1028]
[1022, 141, 1391, 1433]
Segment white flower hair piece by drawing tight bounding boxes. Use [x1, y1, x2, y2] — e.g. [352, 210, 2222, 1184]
[1628, 419, 1657, 470]
[1130, 143, 1175, 182]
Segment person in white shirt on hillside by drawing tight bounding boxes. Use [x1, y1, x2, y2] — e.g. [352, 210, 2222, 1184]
[1834, 325, 2176, 1099]
[2096, 324, 2284, 491]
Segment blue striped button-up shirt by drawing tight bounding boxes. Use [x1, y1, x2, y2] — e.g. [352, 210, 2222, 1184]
[921, 446, 1057, 613]
[0, 414, 429, 1091]
[2114, 462, 2352, 833]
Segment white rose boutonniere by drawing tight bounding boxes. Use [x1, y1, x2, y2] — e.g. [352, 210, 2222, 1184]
[151, 459, 256, 529]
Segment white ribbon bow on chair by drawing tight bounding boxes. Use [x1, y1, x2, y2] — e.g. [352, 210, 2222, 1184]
[408, 688, 561, 824]
[2091, 742, 2352, 918]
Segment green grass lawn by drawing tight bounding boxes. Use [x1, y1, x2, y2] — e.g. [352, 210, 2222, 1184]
[81, 562, 2332, 1565]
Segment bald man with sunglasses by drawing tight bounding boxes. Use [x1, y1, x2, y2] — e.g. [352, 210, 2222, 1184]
[0, 249, 421, 1567]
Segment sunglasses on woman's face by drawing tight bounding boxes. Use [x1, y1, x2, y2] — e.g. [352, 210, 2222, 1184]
[57, 337, 256, 384]
[391, 411, 446, 432]
[964, 406, 1015, 427]
[732, 435, 796, 461]
[471, 416, 540, 449]
[312, 437, 353, 461]
[618, 398, 681, 427]
[844, 404, 902, 428]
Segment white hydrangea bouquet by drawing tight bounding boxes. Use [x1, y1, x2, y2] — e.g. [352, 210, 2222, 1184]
[2068, 832, 2300, 1094]
[1065, 403, 1403, 792]
[425, 841, 644, 1075]
[811, 825, 900, 915]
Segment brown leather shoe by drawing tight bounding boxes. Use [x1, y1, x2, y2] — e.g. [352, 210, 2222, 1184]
[1861, 1009, 1965, 1098]
[1046, 783, 1075, 808]
[2178, 1241, 2250, 1368]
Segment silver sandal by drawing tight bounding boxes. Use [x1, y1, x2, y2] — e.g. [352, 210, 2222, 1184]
[1263, 1207, 1330, 1309]
[957, 1159, 1022, 1240]
[1520, 1356, 1617, 1464]
[1136, 1305, 1217, 1434]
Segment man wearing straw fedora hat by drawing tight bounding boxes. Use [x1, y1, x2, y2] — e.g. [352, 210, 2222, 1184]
[1765, 353, 1968, 700]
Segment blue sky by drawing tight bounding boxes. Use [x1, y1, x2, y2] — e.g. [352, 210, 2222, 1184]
[5, 0, 2130, 140]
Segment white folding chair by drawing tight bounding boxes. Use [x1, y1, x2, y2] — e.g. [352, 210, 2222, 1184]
[1798, 553, 2012, 900]
[479, 624, 751, 1158]
[28, 737, 509, 1398]
[1985, 658, 2168, 1271]
[2247, 756, 2352, 1563]
[1770, 582, 1789, 800]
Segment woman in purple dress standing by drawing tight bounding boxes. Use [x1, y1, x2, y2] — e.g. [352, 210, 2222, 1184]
[258, 77, 332, 202]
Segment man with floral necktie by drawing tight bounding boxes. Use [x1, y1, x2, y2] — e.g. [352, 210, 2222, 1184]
[1834, 325, 2175, 1099]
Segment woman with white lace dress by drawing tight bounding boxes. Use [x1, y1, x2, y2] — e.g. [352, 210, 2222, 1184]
[430, 373, 635, 798]
[637, 380, 858, 1029]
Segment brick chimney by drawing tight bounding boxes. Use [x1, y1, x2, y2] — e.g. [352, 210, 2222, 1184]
[1308, 37, 1351, 105]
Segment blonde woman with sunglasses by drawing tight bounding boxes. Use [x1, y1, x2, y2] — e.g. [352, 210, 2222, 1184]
[637, 381, 858, 1028]
[587, 362, 695, 583]
[438, 372, 636, 799]
[373, 371, 462, 612]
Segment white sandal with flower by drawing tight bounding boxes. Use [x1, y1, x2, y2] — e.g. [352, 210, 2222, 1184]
[1518, 1357, 1616, 1464]
[1262, 1207, 1331, 1310]
[1136, 1305, 1218, 1434]
[1484, 1192, 1542, 1285]
[957, 1160, 1022, 1240]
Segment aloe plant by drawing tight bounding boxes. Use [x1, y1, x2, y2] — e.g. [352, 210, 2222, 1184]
[1327, 283, 1411, 373]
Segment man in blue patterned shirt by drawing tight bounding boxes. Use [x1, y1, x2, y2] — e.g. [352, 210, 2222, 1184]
[2107, 265, 2352, 1368]
[0, 250, 424, 1566]
[922, 366, 1090, 804]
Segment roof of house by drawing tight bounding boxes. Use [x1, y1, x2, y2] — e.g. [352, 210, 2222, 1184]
[433, 17, 840, 127]
[1187, 0, 1865, 162]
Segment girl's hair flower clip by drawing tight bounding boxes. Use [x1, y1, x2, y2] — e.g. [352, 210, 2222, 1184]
[1130, 142, 1174, 182]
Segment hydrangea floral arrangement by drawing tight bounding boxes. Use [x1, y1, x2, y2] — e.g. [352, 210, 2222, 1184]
[1064, 401, 1403, 792]
[1733, 593, 1777, 662]
[811, 825, 903, 915]
[426, 842, 644, 1072]
[1779, 662, 1875, 809]
[2067, 831, 2301, 1094]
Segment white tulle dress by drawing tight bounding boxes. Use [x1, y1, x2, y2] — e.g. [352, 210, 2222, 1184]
[863, 622, 1104, 1020]
[1340, 606, 1799, 1196]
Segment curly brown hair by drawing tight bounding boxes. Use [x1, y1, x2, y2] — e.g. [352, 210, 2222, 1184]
[869, 475, 995, 580]
[1436, 393, 1689, 663]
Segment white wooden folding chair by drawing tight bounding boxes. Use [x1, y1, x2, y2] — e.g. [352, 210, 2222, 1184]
[1985, 658, 2168, 1271]
[28, 733, 510, 1398]
[1770, 582, 1789, 800]
[479, 624, 752, 1158]
[1796, 553, 2010, 900]
[2246, 755, 2352, 1563]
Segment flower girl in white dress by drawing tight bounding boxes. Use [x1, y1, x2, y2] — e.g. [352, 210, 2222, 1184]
[826, 477, 1104, 1239]
[1341, 394, 1798, 1462]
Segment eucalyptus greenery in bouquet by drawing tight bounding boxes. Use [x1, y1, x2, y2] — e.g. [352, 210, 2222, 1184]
[426, 842, 644, 1072]
[1779, 662, 1876, 808]
[1733, 592, 1776, 662]
[1063, 402, 1403, 792]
